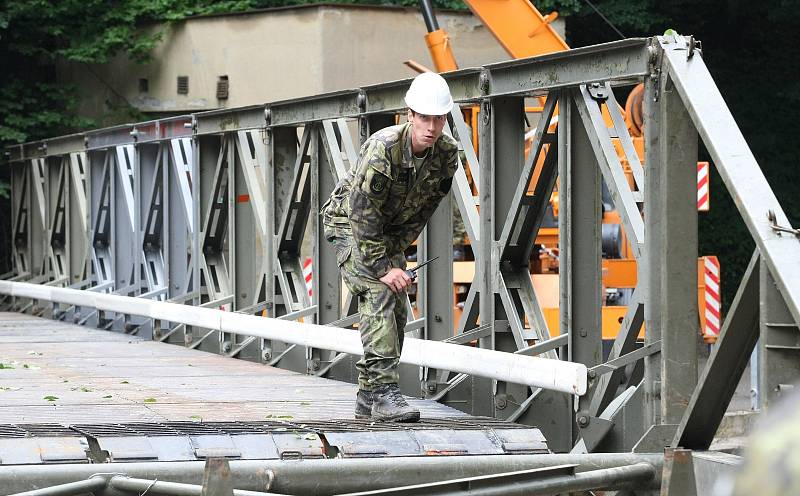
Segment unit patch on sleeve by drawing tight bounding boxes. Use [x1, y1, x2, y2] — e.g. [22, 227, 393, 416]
[370, 173, 388, 195]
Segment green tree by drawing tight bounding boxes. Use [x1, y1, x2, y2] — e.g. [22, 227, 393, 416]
[1, 1, 249, 145]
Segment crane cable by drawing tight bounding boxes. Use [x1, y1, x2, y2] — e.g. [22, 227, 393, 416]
[581, 0, 626, 39]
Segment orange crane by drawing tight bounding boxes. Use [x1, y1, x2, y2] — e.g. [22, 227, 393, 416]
[414, 0, 719, 343]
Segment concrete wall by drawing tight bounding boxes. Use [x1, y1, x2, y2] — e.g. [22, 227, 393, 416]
[57, 5, 564, 124]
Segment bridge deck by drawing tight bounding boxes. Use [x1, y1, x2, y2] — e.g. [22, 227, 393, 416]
[0, 312, 457, 424]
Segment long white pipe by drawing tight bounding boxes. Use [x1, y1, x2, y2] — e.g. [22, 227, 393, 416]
[0, 281, 587, 395]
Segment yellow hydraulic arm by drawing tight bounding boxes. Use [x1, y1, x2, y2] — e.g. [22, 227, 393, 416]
[417, 0, 568, 72]
[463, 0, 568, 58]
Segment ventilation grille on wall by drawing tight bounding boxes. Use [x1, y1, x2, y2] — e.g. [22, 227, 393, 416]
[217, 76, 229, 100]
[177, 76, 189, 95]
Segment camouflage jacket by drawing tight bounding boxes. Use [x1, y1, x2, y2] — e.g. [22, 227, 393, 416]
[322, 122, 459, 278]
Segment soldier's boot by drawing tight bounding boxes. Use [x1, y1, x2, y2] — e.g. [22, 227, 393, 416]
[355, 389, 373, 419]
[371, 383, 420, 423]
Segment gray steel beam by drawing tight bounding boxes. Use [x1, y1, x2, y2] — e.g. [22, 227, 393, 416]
[166, 138, 194, 300]
[85, 124, 135, 150]
[46, 158, 68, 283]
[642, 57, 662, 430]
[6, 144, 24, 162]
[270, 90, 360, 128]
[67, 152, 89, 285]
[561, 88, 603, 448]
[107, 474, 278, 496]
[315, 121, 348, 325]
[189, 134, 201, 308]
[29, 159, 48, 279]
[138, 142, 166, 308]
[4, 477, 107, 496]
[675, 251, 760, 450]
[420, 164, 455, 397]
[474, 97, 495, 418]
[10, 162, 31, 277]
[113, 144, 139, 295]
[660, 35, 800, 325]
[0, 454, 664, 496]
[489, 95, 571, 450]
[88, 151, 113, 287]
[492, 96, 526, 349]
[268, 126, 299, 320]
[498, 94, 558, 268]
[195, 105, 267, 135]
[660, 448, 698, 496]
[655, 66, 699, 426]
[758, 256, 800, 409]
[572, 84, 643, 258]
[232, 131, 263, 312]
[132, 116, 193, 143]
[588, 290, 644, 419]
[42, 134, 85, 158]
[339, 463, 658, 496]
[485, 39, 650, 97]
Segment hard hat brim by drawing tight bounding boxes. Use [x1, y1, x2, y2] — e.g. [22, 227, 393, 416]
[404, 96, 454, 116]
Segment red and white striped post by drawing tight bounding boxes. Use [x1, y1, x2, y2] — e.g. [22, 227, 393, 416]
[703, 256, 721, 342]
[303, 257, 313, 301]
[697, 161, 710, 211]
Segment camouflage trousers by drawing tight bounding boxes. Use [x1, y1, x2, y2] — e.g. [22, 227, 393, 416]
[325, 225, 407, 391]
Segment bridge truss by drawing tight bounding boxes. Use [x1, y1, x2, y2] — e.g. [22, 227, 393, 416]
[2, 35, 799, 494]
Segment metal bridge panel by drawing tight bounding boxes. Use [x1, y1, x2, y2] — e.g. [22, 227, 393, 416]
[661, 35, 800, 325]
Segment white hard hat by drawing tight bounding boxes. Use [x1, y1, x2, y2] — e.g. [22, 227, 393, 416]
[404, 72, 454, 116]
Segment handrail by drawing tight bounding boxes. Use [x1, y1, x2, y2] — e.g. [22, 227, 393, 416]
[0, 280, 587, 395]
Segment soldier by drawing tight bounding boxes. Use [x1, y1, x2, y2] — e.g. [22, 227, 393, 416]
[321, 72, 458, 422]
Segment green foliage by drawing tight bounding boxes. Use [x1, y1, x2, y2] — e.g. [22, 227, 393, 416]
[0, 80, 94, 143]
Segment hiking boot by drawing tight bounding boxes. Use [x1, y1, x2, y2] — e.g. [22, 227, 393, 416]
[371, 383, 420, 423]
[355, 389, 373, 419]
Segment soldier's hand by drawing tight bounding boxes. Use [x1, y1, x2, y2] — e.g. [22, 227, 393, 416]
[380, 268, 412, 293]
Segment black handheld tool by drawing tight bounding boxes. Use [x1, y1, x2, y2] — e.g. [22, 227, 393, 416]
[405, 256, 439, 281]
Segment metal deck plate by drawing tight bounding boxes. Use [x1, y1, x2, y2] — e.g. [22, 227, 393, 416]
[0, 312, 458, 424]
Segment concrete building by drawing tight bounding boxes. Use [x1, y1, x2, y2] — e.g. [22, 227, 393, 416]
[57, 4, 563, 124]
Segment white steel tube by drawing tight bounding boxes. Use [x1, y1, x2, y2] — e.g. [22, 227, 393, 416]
[0, 281, 586, 395]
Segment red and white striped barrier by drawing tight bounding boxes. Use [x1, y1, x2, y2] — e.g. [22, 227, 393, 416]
[697, 161, 710, 211]
[703, 256, 721, 341]
[303, 257, 313, 300]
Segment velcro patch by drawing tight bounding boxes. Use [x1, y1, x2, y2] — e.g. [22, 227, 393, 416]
[439, 177, 453, 194]
[370, 173, 388, 195]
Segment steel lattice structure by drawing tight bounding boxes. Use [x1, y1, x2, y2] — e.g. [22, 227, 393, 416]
[2, 35, 799, 494]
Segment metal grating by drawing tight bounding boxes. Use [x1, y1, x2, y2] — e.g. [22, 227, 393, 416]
[0, 425, 28, 438]
[0, 424, 81, 438]
[289, 417, 536, 433]
[65, 418, 534, 438]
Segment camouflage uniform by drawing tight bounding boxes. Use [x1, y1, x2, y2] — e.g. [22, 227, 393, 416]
[322, 122, 458, 391]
